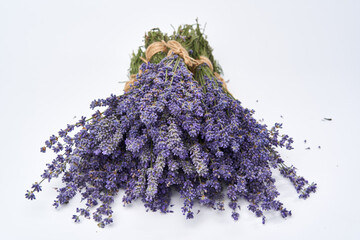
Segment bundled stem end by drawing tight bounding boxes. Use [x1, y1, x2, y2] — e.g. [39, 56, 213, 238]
[128, 21, 228, 95]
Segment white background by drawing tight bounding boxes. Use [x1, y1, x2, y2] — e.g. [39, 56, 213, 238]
[1, 0, 359, 239]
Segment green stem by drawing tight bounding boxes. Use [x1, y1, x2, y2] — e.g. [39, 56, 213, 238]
[170, 58, 181, 86]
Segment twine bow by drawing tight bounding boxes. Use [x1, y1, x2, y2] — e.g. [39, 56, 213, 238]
[124, 40, 228, 92]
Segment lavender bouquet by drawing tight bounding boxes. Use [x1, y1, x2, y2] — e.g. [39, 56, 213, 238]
[26, 23, 316, 228]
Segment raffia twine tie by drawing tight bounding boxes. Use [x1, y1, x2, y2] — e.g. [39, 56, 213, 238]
[124, 40, 228, 92]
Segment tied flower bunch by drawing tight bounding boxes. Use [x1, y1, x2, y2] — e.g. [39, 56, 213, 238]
[26, 23, 316, 228]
